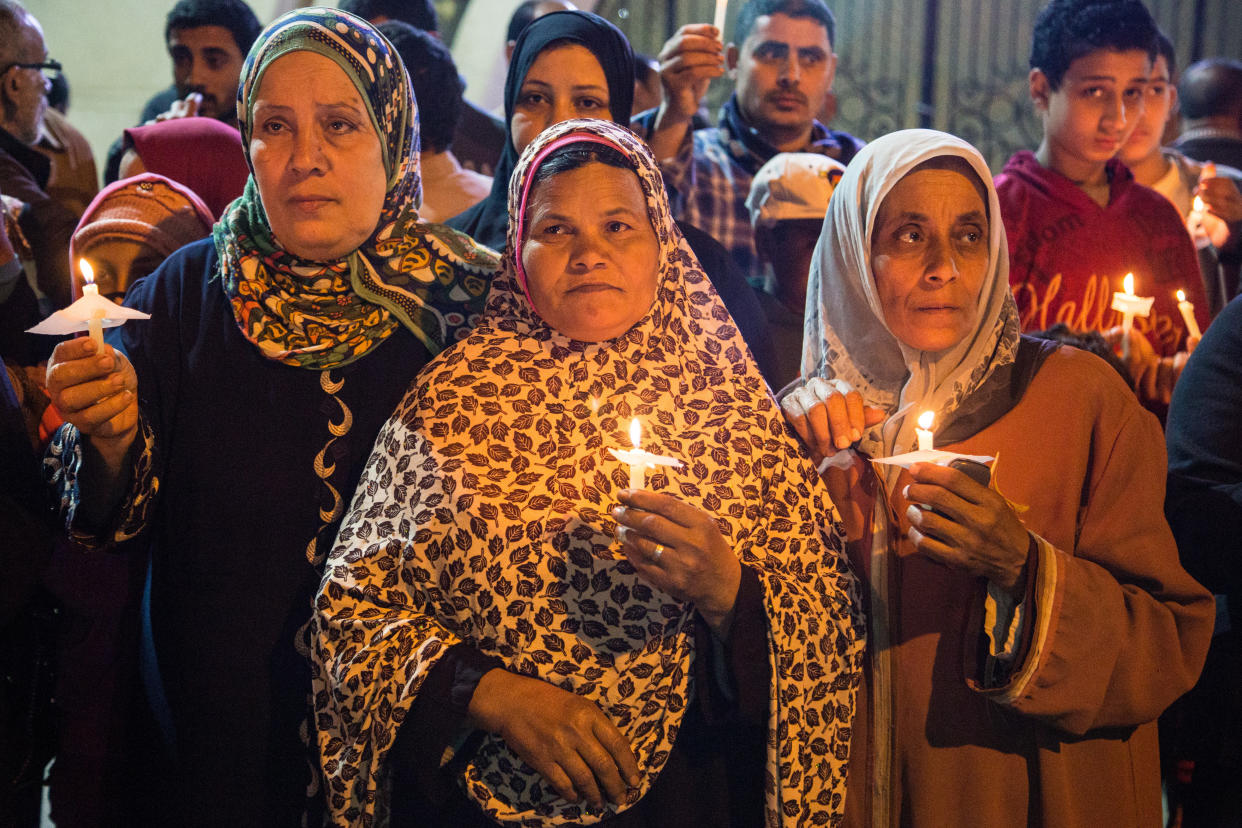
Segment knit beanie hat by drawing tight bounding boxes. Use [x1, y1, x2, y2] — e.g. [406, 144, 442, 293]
[71, 173, 215, 271]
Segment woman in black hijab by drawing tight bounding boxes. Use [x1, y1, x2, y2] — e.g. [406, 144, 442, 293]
[448, 11, 632, 249]
[447, 10, 777, 378]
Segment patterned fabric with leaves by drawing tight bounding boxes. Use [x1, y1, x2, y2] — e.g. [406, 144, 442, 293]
[312, 119, 863, 826]
[214, 7, 497, 370]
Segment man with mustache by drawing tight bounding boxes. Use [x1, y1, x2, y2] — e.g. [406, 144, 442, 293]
[103, 0, 260, 183]
[642, 0, 861, 279]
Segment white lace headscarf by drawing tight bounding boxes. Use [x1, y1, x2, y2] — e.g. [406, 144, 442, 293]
[801, 129, 1021, 465]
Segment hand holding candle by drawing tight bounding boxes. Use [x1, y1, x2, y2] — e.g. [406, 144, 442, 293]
[610, 417, 683, 490]
[868, 410, 993, 472]
[1110, 273, 1154, 361]
[26, 258, 151, 340]
[1186, 163, 1213, 248]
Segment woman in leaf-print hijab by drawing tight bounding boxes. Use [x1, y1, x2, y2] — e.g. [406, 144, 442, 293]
[312, 119, 863, 827]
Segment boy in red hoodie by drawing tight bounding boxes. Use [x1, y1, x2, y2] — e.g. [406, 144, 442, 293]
[998, 0, 1206, 405]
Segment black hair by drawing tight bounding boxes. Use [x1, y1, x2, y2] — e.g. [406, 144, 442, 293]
[1029, 0, 1157, 90]
[735, 0, 835, 48]
[634, 52, 658, 85]
[47, 70, 68, 112]
[1031, 323, 1131, 384]
[1179, 58, 1242, 120]
[530, 142, 632, 188]
[376, 21, 461, 154]
[338, 0, 438, 32]
[1154, 30, 1175, 79]
[507, 1, 543, 45]
[165, 0, 261, 57]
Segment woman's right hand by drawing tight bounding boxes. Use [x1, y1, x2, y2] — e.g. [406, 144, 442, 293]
[781, 377, 886, 464]
[468, 668, 640, 810]
[45, 337, 139, 465]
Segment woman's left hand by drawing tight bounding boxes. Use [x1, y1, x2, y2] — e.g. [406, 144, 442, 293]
[903, 463, 1031, 599]
[613, 490, 741, 635]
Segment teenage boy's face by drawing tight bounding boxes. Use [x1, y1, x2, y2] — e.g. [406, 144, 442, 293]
[1032, 49, 1151, 169]
[1120, 54, 1176, 166]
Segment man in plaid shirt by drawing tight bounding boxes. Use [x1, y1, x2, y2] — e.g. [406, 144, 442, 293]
[641, 0, 863, 279]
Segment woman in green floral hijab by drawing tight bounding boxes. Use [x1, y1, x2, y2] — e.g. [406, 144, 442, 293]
[217, 6, 496, 367]
[43, 8, 497, 824]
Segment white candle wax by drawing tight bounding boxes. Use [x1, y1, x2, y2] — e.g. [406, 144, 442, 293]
[1110, 274, 1154, 360]
[915, 410, 934, 452]
[713, 0, 728, 38]
[630, 455, 645, 490]
[81, 282, 105, 350]
[1176, 289, 1202, 340]
[611, 448, 683, 490]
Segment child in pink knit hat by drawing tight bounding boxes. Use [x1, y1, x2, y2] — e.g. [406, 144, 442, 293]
[70, 173, 214, 301]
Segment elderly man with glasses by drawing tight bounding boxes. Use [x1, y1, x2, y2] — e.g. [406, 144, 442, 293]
[0, 0, 76, 318]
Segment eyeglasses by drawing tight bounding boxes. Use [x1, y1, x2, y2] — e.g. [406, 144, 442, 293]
[2, 59, 61, 81]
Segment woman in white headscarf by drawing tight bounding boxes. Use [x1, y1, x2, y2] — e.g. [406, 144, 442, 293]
[782, 129, 1214, 826]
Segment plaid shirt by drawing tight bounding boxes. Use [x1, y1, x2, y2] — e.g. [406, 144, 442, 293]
[659, 96, 864, 279]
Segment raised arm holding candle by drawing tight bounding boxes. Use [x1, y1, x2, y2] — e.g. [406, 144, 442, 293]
[781, 129, 1212, 824]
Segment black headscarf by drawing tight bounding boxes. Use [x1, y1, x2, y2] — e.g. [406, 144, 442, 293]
[445, 10, 634, 249]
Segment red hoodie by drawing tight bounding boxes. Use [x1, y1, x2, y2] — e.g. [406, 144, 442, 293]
[997, 151, 1207, 356]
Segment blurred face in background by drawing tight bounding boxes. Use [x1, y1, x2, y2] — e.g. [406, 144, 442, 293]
[1120, 54, 1176, 167]
[168, 24, 246, 120]
[1, 13, 50, 144]
[76, 239, 168, 301]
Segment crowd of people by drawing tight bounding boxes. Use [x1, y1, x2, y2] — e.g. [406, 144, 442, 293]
[0, 0, 1238, 826]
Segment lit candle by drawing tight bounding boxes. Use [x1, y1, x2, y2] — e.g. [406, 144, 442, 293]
[1176, 289, 1202, 340]
[713, 0, 728, 39]
[610, 417, 684, 490]
[915, 410, 935, 452]
[80, 259, 105, 350]
[1187, 195, 1210, 249]
[1187, 162, 1218, 249]
[1110, 273, 1155, 360]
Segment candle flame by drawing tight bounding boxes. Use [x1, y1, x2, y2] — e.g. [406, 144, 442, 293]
[1123, 272, 1134, 295]
[917, 410, 934, 431]
[629, 417, 641, 448]
[79, 258, 95, 285]
[1193, 195, 1206, 213]
[1177, 289, 1187, 303]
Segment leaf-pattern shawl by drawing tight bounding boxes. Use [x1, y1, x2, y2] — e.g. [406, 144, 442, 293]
[312, 119, 862, 827]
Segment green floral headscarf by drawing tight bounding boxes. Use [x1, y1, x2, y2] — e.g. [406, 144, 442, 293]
[213, 7, 497, 369]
